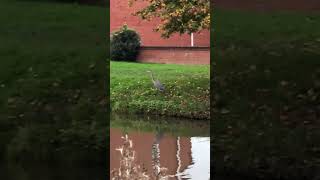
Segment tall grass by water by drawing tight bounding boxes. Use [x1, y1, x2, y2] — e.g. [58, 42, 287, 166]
[111, 135, 172, 180]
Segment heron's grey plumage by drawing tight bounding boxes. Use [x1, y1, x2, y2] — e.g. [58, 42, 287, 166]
[147, 70, 165, 91]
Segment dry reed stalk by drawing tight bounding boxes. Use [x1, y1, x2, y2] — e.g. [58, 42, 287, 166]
[111, 135, 173, 180]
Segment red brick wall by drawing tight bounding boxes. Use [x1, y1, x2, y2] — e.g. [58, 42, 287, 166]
[110, 0, 210, 47]
[137, 47, 210, 65]
[110, 128, 192, 177]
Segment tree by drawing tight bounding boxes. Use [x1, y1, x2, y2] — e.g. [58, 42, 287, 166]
[129, 0, 210, 38]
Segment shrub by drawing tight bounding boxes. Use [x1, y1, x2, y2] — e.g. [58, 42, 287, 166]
[111, 24, 141, 61]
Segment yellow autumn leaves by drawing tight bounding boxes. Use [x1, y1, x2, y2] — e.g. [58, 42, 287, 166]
[128, 0, 210, 38]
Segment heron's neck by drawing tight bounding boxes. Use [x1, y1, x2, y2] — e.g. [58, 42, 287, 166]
[149, 72, 155, 81]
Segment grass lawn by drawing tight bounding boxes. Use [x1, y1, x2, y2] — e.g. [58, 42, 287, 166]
[213, 9, 320, 179]
[0, 0, 108, 164]
[111, 61, 210, 120]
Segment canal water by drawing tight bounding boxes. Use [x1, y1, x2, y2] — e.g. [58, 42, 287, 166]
[110, 113, 210, 179]
[0, 113, 210, 180]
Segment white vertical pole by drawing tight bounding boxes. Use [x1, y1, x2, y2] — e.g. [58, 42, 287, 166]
[176, 137, 182, 180]
[191, 33, 194, 47]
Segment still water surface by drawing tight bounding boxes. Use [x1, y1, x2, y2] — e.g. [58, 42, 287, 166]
[110, 114, 210, 180]
[0, 113, 209, 180]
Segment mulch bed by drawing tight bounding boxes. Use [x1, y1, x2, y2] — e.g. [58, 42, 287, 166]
[214, 0, 320, 12]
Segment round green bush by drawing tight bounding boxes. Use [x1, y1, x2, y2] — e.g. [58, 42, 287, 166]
[111, 24, 141, 61]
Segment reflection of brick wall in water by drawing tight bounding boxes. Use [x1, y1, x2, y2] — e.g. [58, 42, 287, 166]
[110, 129, 154, 174]
[159, 136, 192, 176]
[110, 128, 192, 177]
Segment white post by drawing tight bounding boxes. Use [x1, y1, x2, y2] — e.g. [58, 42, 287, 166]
[191, 33, 194, 47]
[176, 137, 182, 180]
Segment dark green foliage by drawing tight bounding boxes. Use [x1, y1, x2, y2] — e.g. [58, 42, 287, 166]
[212, 9, 320, 180]
[20, 0, 107, 5]
[0, 0, 108, 165]
[55, 0, 106, 5]
[111, 25, 141, 61]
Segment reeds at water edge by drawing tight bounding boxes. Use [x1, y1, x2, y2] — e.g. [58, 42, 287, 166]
[111, 135, 173, 180]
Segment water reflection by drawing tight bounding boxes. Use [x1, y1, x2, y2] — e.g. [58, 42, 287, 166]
[110, 114, 210, 180]
[180, 137, 210, 179]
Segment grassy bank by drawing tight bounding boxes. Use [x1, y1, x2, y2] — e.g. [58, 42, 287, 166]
[0, 0, 108, 165]
[213, 9, 320, 179]
[111, 61, 210, 120]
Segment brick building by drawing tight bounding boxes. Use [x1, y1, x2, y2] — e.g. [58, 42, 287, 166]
[110, 0, 210, 64]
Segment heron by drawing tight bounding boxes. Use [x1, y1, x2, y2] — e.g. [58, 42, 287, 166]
[147, 70, 165, 92]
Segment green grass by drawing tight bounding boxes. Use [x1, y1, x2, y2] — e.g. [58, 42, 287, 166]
[111, 61, 210, 119]
[213, 9, 320, 179]
[0, 0, 108, 164]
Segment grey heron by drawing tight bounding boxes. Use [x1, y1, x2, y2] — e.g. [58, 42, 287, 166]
[147, 70, 165, 92]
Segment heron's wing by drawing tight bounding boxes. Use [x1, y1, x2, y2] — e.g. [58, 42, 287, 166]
[155, 80, 165, 87]
[155, 80, 161, 85]
[154, 80, 165, 91]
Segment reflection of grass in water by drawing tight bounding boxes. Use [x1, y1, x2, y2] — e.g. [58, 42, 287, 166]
[111, 113, 210, 137]
[111, 135, 172, 180]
